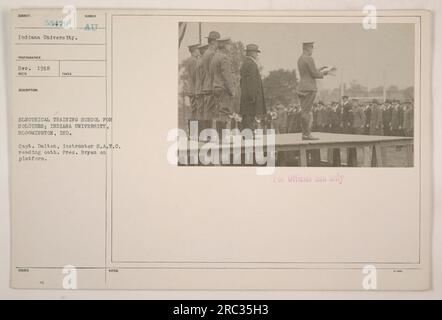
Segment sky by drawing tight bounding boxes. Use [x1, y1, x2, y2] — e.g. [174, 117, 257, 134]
[178, 22, 415, 91]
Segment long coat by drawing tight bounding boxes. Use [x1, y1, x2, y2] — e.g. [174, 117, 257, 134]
[239, 57, 266, 116]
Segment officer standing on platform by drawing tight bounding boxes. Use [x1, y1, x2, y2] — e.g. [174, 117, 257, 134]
[201, 31, 221, 129]
[195, 44, 208, 122]
[185, 44, 201, 121]
[297, 42, 330, 140]
[210, 37, 235, 135]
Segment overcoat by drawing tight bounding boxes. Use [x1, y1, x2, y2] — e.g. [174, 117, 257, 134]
[239, 56, 266, 116]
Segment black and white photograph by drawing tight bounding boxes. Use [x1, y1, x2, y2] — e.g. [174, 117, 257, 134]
[4, 7, 435, 296]
[178, 22, 415, 167]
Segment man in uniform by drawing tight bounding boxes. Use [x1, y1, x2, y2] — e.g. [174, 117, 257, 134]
[330, 102, 342, 134]
[297, 42, 330, 140]
[194, 44, 208, 138]
[273, 101, 288, 134]
[369, 100, 383, 135]
[382, 102, 393, 136]
[209, 37, 236, 137]
[390, 100, 400, 136]
[397, 102, 405, 136]
[364, 103, 371, 135]
[195, 44, 208, 117]
[341, 95, 353, 134]
[403, 99, 414, 137]
[325, 102, 334, 133]
[312, 104, 319, 132]
[352, 99, 366, 135]
[239, 44, 266, 131]
[185, 43, 201, 126]
[316, 101, 325, 132]
[201, 31, 221, 130]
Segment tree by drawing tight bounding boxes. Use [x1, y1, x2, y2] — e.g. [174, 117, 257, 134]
[262, 69, 299, 107]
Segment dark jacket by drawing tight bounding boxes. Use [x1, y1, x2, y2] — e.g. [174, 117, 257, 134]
[239, 56, 266, 115]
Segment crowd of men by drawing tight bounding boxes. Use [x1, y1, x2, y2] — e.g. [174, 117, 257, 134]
[184, 30, 266, 138]
[184, 30, 414, 140]
[270, 97, 414, 137]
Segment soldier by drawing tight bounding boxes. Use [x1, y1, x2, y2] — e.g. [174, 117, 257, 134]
[274, 102, 288, 134]
[185, 44, 201, 123]
[294, 105, 302, 133]
[390, 101, 400, 136]
[209, 37, 235, 136]
[312, 104, 319, 132]
[297, 42, 330, 140]
[403, 100, 414, 137]
[364, 103, 371, 135]
[397, 103, 405, 136]
[330, 102, 343, 134]
[325, 103, 334, 133]
[286, 105, 296, 133]
[195, 44, 208, 122]
[341, 96, 353, 134]
[239, 44, 266, 131]
[329, 102, 342, 165]
[382, 103, 392, 136]
[344, 98, 362, 166]
[369, 101, 383, 135]
[352, 99, 366, 135]
[201, 31, 221, 129]
[316, 102, 325, 132]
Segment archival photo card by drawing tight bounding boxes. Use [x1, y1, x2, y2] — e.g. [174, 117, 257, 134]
[10, 9, 431, 290]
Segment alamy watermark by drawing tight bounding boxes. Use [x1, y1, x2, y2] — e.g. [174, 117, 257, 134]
[362, 265, 377, 290]
[167, 121, 276, 175]
[62, 265, 77, 289]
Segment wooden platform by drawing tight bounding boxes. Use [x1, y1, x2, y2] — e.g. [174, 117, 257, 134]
[182, 132, 414, 167]
[275, 133, 413, 167]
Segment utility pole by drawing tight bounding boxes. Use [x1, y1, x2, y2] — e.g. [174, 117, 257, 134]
[340, 67, 344, 103]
